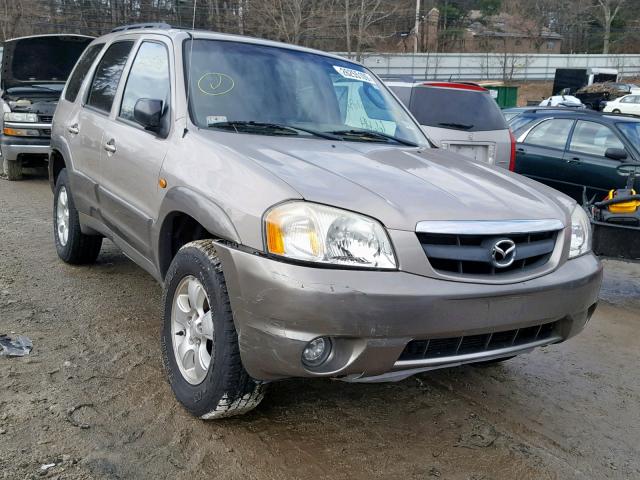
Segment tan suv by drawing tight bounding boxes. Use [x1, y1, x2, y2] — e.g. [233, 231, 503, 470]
[50, 24, 602, 419]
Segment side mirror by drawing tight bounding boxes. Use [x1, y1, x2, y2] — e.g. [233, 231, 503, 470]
[133, 98, 163, 132]
[605, 147, 628, 161]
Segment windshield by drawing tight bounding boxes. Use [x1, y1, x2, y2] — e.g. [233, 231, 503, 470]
[502, 111, 520, 121]
[617, 122, 640, 151]
[184, 39, 427, 146]
[509, 115, 539, 135]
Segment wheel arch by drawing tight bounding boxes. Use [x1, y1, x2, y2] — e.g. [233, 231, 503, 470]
[49, 149, 67, 191]
[155, 187, 241, 280]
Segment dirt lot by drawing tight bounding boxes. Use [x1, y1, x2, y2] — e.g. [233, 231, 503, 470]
[1, 173, 639, 480]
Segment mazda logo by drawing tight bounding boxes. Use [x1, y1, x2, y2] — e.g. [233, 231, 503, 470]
[491, 239, 517, 268]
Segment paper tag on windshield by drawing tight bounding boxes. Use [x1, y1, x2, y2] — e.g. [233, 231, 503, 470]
[206, 115, 228, 125]
[333, 66, 376, 85]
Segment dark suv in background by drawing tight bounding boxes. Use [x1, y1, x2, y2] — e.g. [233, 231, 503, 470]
[508, 109, 640, 202]
[1, 34, 93, 180]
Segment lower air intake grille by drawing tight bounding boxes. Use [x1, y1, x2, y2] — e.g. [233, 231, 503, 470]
[398, 322, 558, 362]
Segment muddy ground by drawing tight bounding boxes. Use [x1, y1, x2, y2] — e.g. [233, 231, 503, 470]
[1, 173, 639, 480]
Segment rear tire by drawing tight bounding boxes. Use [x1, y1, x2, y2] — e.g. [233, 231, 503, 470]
[3, 158, 23, 181]
[161, 240, 266, 419]
[612, 109, 621, 114]
[53, 169, 102, 264]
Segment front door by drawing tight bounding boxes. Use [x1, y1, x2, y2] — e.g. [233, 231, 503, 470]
[515, 118, 575, 197]
[564, 120, 627, 202]
[98, 39, 172, 259]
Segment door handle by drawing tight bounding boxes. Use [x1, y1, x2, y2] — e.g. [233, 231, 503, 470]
[104, 139, 117, 154]
[67, 124, 79, 135]
[516, 148, 526, 153]
[566, 157, 581, 164]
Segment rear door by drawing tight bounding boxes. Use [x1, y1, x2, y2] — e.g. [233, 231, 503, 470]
[630, 96, 640, 114]
[564, 120, 628, 201]
[408, 85, 509, 166]
[98, 37, 172, 260]
[78, 38, 135, 229]
[515, 117, 575, 196]
[55, 42, 105, 213]
[617, 95, 638, 114]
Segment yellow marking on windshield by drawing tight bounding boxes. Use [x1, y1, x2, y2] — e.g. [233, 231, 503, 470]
[197, 73, 235, 96]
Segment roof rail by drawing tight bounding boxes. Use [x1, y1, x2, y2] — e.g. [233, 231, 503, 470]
[526, 107, 601, 115]
[111, 23, 172, 33]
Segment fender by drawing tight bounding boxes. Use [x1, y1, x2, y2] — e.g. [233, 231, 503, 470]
[154, 186, 242, 278]
[48, 134, 75, 190]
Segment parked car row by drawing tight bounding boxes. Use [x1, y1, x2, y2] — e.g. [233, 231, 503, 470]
[0, 25, 601, 419]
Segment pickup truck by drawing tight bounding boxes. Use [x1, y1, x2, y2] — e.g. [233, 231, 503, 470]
[1, 34, 93, 180]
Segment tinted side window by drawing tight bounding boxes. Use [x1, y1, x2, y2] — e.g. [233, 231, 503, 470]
[569, 121, 624, 157]
[86, 41, 134, 113]
[408, 87, 508, 132]
[65, 44, 104, 103]
[524, 119, 574, 150]
[120, 42, 170, 122]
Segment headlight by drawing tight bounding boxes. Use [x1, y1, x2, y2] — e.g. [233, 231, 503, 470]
[264, 201, 397, 269]
[569, 205, 591, 258]
[4, 112, 38, 123]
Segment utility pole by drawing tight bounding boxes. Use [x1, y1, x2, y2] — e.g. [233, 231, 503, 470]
[346, 0, 351, 58]
[413, 0, 421, 54]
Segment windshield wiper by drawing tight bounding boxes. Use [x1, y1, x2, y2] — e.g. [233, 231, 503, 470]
[208, 121, 341, 140]
[437, 122, 474, 130]
[326, 128, 418, 147]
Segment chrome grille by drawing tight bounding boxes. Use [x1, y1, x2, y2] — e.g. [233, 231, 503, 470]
[38, 115, 53, 123]
[417, 230, 558, 276]
[399, 321, 558, 362]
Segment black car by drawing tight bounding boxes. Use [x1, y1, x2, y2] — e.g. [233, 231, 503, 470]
[505, 108, 640, 203]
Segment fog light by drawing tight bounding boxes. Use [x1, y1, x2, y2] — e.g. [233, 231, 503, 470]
[302, 337, 331, 367]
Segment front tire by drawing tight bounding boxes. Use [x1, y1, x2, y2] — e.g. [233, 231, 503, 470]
[613, 109, 621, 114]
[3, 158, 23, 181]
[161, 240, 266, 419]
[53, 169, 102, 264]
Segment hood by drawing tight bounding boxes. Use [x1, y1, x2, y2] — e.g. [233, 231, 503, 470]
[199, 131, 573, 231]
[1, 35, 94, 90]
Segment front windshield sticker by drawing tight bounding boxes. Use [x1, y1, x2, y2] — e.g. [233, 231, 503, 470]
[333, 66, 376, 86]
[197, 73, 235, 96]
[206, 115, 228, 125]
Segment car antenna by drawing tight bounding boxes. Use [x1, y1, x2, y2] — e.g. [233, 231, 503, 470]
[183, 0, 197, 138]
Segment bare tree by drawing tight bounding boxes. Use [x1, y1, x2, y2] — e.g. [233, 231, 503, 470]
[596, 0, 626, 54]
[249, 0, 335, 45]
[352, 0, 396, 60]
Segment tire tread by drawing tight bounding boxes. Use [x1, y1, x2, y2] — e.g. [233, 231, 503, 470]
[162, 240, 266, 420]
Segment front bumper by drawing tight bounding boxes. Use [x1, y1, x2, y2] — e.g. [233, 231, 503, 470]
[215, 243, 602, 382]
[0, 136, 50, 162]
